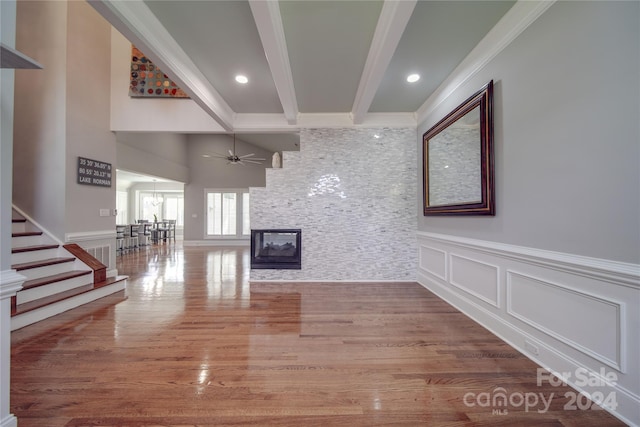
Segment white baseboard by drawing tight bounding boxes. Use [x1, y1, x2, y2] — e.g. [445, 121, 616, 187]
[416, 231, 640, 427]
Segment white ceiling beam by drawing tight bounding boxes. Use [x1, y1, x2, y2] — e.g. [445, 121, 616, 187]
[351, 0, 417, 125]
[89, 0, 235, 131]
[249, 0, 299, 126]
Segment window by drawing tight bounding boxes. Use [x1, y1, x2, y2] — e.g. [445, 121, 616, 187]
[140, 192, 163, 222]
[206, 189, 250, 237]
[164, 194, 184, 227]
[138, 192, 183, 226]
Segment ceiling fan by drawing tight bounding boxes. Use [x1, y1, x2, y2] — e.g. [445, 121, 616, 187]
[205, 134, 266, 166]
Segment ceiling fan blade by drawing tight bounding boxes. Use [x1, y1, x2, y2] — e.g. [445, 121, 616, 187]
[228, 149, 234, 157]
[244, 160, 263, 164]
[240, 153, 255, 158]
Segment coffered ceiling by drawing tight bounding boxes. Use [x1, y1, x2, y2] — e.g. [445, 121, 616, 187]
[91, 0, 517, 133]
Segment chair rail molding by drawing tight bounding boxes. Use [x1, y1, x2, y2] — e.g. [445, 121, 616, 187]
[65, 230, 117, 243]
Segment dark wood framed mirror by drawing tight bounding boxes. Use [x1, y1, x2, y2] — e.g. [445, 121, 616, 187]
[423, 80, 494, 215]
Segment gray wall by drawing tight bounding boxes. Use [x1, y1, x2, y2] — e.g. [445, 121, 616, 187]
[64, 1, 117, 235]
[13, 0, 68, 239]
[116, 132, 189, 183]
[417, 1, 640, 264]
[13, 1, 116, 240]
[183, 134, 273, 241]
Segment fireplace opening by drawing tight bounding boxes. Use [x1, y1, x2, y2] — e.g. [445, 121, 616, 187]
[251, 229, 301, 269]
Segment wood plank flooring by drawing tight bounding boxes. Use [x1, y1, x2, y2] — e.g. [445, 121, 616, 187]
[11, 244, 624, 426]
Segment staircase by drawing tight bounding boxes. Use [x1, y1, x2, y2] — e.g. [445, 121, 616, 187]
[10, 215, 127, 331]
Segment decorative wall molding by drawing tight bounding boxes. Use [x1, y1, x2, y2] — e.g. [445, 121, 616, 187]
[417, 231, 640, 289]
[507, 270, 624, 372]
[418, 245, 447, 281]
[65, 230, 116, 242]
[416, 231, 640, 426]
[450, 253, 500, 308]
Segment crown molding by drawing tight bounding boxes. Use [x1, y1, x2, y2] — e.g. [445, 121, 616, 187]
[415, 0, 556, 125]
[234, 113, 296, 132]
[234, 112, 415, 131]
[357, 112, 416, 128]
[352, 0, 417, 124]
[89, 0, 235, 131]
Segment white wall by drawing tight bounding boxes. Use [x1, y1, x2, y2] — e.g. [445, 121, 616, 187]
[251, 127, 417, 281]
[416, 3, 639, 425]
[110, 28, 224, 133]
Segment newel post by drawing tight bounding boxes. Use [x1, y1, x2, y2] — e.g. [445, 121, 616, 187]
[0, 270, 24, 427]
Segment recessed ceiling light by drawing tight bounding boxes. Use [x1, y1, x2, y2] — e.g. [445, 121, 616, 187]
[202, 154, 211, 158]
[235, 75, 248, 84]
[406, 73, 420, 83]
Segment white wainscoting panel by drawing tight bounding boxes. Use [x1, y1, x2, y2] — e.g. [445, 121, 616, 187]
[507, 271, 623, 371]
[450, 254, 500, 308]
[416, 231, 640, 427]
[419, 245, 447, 281]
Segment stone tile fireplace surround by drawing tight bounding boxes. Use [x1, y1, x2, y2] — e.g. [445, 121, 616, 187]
[250, 127, 417, 281]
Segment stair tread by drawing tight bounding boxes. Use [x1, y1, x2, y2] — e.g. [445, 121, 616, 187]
[12, 244, 59, 253]
[12, 276, 127, 316]
[12, 257, 76, 271]
[12, 231, 43, 237]
[12, 218, 26, 223]
[21, 270, 92, 290]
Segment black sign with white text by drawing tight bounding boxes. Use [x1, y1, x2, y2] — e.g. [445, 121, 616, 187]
[77, 157, 112, 187]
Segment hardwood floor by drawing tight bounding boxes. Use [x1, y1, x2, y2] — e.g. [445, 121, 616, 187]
[11, 244, 624, 426]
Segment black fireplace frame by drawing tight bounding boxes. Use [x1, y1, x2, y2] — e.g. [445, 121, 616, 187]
[251, 229, 302, 270]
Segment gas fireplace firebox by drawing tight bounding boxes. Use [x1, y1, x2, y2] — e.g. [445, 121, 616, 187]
[251, 229, 301, 270]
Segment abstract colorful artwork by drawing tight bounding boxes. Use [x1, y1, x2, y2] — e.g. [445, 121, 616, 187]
[129, 45, 189, 98]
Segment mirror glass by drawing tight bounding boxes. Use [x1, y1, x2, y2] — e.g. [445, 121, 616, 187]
[422, 80, 494, 216]
[427, 106, 481, 206]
